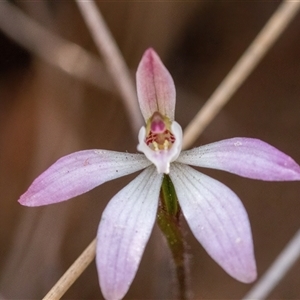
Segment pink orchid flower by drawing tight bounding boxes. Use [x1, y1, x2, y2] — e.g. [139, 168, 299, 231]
[19, 48, 300, 300]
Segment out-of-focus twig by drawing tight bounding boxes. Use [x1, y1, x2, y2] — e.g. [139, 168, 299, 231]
[243, 228, 300, 300]
[76, 1, 143, 133]
[0, 1, 114, 93]
[182, 0, 300, 149]
[42, 238, 96, 300]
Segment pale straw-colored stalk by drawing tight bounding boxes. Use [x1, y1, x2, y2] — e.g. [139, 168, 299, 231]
[242, 228, 300, 300]
[182, 0, 300, 149]
[39, 0, 300, 299]
[75, 0, 143, 134]
[42, 239, 96, 300]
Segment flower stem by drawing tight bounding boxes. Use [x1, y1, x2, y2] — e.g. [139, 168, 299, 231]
[157, 175, 189, 300]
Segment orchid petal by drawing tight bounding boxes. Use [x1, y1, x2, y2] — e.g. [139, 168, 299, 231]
[177, 138, 300, 181]
[97, 166, 163, 300]
[136, 48, 176, 122]
[19, 150, 151, 206]
[169, 163, 257, 283]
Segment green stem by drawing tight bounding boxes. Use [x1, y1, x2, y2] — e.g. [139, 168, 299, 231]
[157, 175, 189, 300]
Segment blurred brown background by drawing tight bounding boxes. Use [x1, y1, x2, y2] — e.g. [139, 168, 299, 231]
[1, 1, 300, 299]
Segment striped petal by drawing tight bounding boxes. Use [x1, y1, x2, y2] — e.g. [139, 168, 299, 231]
[177, 138, 300, 181]
[19, 150, 151, 206]
[169, 163, 257, 283]
[136, 48, 176, 122]
[97, 166, 163, 300]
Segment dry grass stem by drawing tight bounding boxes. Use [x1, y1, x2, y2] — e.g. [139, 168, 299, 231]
[243, 228, 300, 300]
[182, 0, 300, 149]
[0, 1, 113, 92]
[76, 0, 143, 133]
[42, 239, 96, 300]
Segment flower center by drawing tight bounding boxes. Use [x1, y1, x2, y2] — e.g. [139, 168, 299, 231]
[145, 112, 175, 151]
[137, 111, 182, 174]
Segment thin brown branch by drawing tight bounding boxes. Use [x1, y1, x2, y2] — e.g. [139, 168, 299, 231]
[75, 0, 143, 134]
[0, 1, 113, 93]
[42, 239, 96, 300]
[182, 0, 300, 150]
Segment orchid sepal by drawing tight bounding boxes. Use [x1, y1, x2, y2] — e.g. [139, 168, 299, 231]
[170, 163, 257, 283]
[136, 48, 176, 121]
[177, 137, 300, 181]
[96, 166, 163, 300]
[18, 150, 151, 207]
